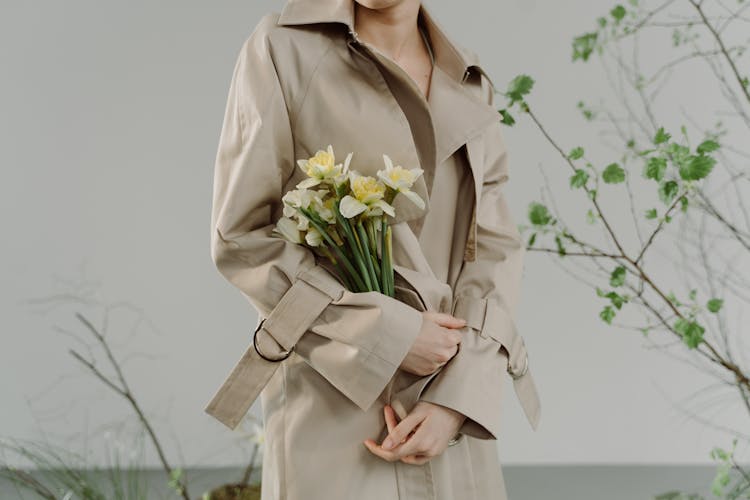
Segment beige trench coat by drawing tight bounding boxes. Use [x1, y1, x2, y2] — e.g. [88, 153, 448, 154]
[204, 1, 541, 499]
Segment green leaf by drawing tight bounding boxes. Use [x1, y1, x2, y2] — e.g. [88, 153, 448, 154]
[706, 298, 723, 313]
[554, 235, 567, 256]
[605, 291, 625, 309]
[688, 289, 697, 300]
[673, 318, 705, 348]
[645, 208, 657, 219]
[528, 202, 553, 226]
[654, 127, 671, 145]
[611, 4, 626, 21]
[696, 139, 719, 154]
[643, 156, 667, 181]
[573, 32, 598, 62]
[527, 232, 537, 247]
[679, 196, 689, 212]
[600, 305, 616, 324]
[506, 75, 535, 104]
[602, 162, 626, 183]
[586, 209, 596, 224]
[570, 168, 589, 188]
[499, 109, 516, 125]
[609, 266, 626, 287]
[658, 180, 679, 204]
[568, 146, 585, 160]
[679, 154, 715, 180]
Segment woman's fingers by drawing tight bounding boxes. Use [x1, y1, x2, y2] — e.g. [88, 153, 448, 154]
[429, 311, 467, 329]
[384, 404, 399, 434]
[381, 410, 424, 450]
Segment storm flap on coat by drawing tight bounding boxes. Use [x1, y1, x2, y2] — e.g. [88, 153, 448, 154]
[206, 1, 541, 499]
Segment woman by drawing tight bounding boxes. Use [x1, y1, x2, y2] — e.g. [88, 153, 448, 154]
[205, 0, 541, 499]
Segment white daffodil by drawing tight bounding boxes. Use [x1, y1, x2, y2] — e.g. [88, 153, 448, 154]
[296, 144, 347, 188]
[377, 154, 425, 210]
[282, 188, 315, 218]
[339, 171, 395, 218]
[310, 189, 336, 224]
[273, 216, 303, 243]
[305, 226, 324, 246]
[333, 151, 354, 186]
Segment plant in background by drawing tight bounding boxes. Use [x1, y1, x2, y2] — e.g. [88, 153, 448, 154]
[497, 0, 749, 497]
[2, 298, 263, 499]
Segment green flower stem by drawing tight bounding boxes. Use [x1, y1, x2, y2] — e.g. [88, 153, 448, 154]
[298, 207, 367, 292]
[333, 201, 372, 291]
[385, 224, 394, 297]
[320, 245, 355, 291]
[365, 218, 382, 282]
[365, 217, 378, 255]
[349, 221, 373, 290]
[356, 220, 381, 293]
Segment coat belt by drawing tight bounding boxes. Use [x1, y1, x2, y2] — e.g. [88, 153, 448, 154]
[204, 264, 343, 430]
[452, 295, 541, 431]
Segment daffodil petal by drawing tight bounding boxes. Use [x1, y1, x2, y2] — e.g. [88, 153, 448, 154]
[401, 189, 425, 210]
[297, 177, 321, 189]
[339, 195, 367, 218]
[371, 199, 395, 217]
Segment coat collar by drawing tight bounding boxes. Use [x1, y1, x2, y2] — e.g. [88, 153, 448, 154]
[278, 0, 483, 86]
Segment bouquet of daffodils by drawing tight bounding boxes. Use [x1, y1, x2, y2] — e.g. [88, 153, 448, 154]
[272, 145, 425, 297]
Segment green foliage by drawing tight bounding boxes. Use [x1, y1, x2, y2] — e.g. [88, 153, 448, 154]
[528, 202, 553, 226]
[658, 180, 679, 204]
[570, 168, 589, 189]
[576, 100, 596, 120]
[554, 234, 567, 255]
[573, 32, 599, 62]
[709, 439, 741, 499]
[644, 157, 667, 181]
[586, 209, 597, 224]
[673, 318, 705, 349]
[645, 208, 658, 219]
[568, 146, 585, 160]
[679, 154, 715, 181]
[609, 266, 626, 287]
[506, 75, 535, 105]
[706, 298, 724, 313]
[611, 4, 627, 22]
[602, 162, 626, 183]
[600, 304, 616, 324]
[654, 126, 671, 144]
[696, 139, 720, 154]
[499, 109, 515, 125]
[527, 232, 537, 247]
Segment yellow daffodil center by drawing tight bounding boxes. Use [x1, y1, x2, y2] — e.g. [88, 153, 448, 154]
[307, 150, 336, 177]
[351, 175, 385, 202]
[385, 165, 415, 184]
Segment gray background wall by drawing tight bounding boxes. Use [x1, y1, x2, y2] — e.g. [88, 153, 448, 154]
[2, 0, 747, 477]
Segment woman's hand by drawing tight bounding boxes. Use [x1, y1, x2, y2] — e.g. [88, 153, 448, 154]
[363, 402, 467, 465]
[398, 312, 466, 376]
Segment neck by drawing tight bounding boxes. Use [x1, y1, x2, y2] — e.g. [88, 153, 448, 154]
[353, 0, 423, 62]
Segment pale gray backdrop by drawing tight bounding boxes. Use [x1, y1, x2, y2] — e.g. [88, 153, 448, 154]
[2, 0, 747, 495]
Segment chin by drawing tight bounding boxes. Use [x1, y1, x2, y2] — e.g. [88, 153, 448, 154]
[355, 0, 409, 10]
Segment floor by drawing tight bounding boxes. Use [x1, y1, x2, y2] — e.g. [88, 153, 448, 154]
[0, 465, 722, 499]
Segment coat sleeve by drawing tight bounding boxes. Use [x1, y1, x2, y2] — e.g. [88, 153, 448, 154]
[416, 73, 526, 440]
[211, 20, 424, 413]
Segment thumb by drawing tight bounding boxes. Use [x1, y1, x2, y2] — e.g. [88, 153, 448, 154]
[432, 312, 467, 329]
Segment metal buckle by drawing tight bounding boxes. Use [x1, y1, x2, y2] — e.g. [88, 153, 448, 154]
[508, 352, 529, 380]
[253, 319, 292, 362]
